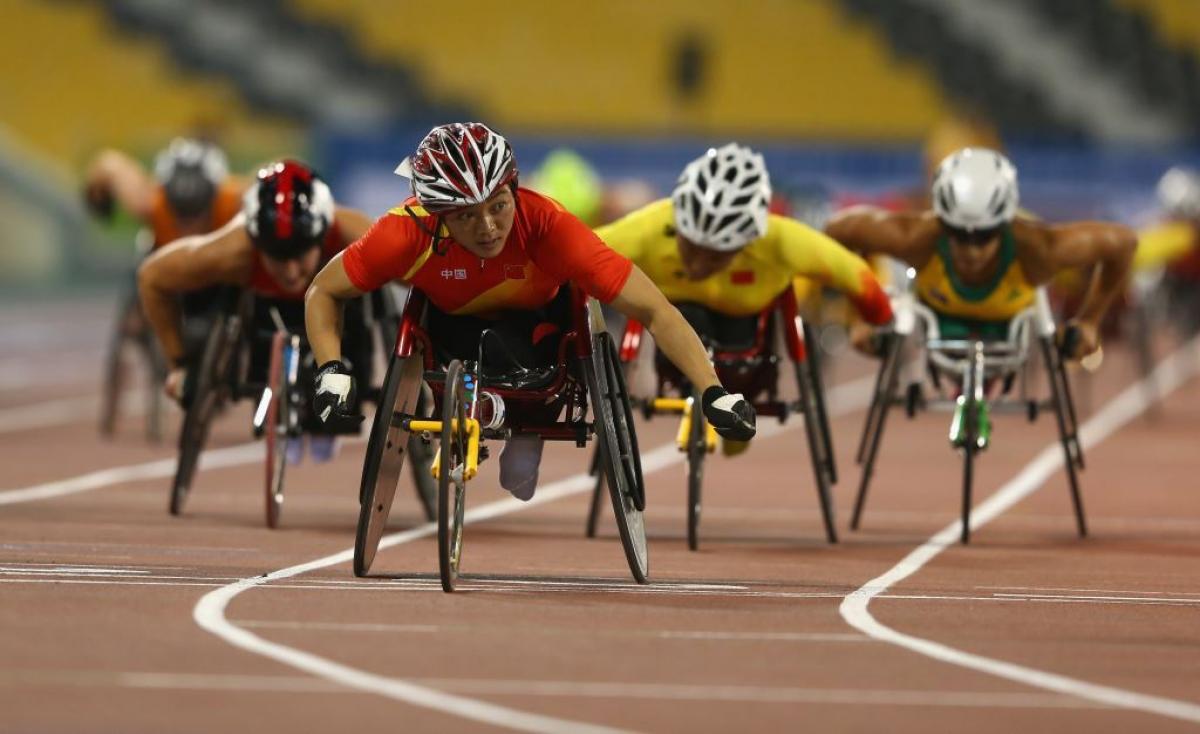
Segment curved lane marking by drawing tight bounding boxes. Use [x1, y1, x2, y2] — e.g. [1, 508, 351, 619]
[840, 337, 1200, 724]
[192, 377, 875, 733]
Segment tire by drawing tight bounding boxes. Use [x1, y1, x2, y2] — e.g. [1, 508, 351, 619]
[170, 309, 239, 515]
[685, 391, 706, 552]
[353, 346, 425, 576]
[263, 332, 293, 529]
[437, 361, 470, 592]
[586, 328, 649, 583]
[797, 361, 838, 543]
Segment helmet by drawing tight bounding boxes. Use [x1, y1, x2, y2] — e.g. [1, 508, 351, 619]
[672, 143, 772, 252]
[931, 147, 1019, 232]
[242, 160, 335, 260]
[395, 122, 517, 213]
[1157, 167, 1200, 220]
[154, 138, 228, 219]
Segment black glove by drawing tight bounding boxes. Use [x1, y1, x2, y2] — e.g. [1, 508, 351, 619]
[702, 385, 756, 441]
[313, 360, 364, 432]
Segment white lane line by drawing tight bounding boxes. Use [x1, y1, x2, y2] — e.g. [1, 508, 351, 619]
[0, 442, 261, 506]
[840, 337, 1200, 724]
[191, 376, 878, 734]
[0, 566, 150, 575]
[979, 585, 1200, 597]
[413, 678, 1106, 709]
[655, 631, 867, 642]
[234, 621, 442, 633]
[0, 669, 1107, 709]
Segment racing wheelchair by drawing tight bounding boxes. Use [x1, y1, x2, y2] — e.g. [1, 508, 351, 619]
[354, 287, 648, 592]
[851, 271, 1086, 544]
[99, 229, 168, 443]
[584, 288, 838, 550]
[169, 285, 436, 527]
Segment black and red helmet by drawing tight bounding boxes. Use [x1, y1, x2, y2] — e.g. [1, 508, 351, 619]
[395, 122, 517, 213]
[243, 160, 335, 260]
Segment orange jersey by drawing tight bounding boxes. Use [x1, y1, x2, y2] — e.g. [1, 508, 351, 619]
[149, 180, 243, 247]
[342, 188, 633, 316]
[248, 220, 345, 301]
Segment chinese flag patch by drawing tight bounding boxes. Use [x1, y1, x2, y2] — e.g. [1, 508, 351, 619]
[731, 270, 755, 285]
[504, 265, 527, 280]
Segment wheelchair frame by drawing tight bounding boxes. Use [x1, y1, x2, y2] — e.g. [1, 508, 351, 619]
[852, 274, 1086, 544]
[585, 288, 838, 549]
[354, 287, 649, 592]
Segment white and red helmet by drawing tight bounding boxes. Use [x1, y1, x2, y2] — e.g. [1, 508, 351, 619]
[242, 160, 335, 260]
[395, 122, 517, 213]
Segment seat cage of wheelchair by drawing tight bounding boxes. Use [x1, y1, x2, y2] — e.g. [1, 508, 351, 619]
[891, 277, 1060, 415]
[618, 287, 813, 421]
[386, 288, 599, 446]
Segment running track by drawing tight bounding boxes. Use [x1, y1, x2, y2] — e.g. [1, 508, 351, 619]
[1, 297, 1198, 733]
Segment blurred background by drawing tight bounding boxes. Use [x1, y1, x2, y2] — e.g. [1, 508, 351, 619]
[2, 0, 1199, 291]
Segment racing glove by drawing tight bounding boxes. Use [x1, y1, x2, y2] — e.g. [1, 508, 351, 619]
[702, 385, 756, 441]
[313, 360, 364, 432]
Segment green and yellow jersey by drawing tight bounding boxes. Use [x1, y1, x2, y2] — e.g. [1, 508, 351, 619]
[915, 227, 1035, 339]
[596, 199, 892, 324]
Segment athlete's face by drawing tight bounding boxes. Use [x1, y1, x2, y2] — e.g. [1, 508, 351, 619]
[947, 232, 1003, 285]
[677, 236, 739, 281]
[444, 188, 517, 259]
[262, 246, 322, 293]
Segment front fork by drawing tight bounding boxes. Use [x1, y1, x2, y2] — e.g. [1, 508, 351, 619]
[949, 342, 991, 451]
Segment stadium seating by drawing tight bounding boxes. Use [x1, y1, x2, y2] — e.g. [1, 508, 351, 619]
[0, 0, 296, 166]
[290, 0, 950, 140]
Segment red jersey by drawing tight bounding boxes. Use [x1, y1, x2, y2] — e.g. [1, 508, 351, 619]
[248, 220, 345, 301]
[342, 189, 633, 316]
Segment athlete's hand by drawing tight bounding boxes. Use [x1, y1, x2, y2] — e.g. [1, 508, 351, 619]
[1059, 320, 1099, 362]
[164, 367, 187, 403]
[702, 386, 756, 441]
[84, 182, 114, 221]
[849, 321, 884, 357]
[313, 360, 364, 432]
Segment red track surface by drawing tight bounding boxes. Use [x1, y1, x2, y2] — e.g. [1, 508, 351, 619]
[1, 298, 1198, 733]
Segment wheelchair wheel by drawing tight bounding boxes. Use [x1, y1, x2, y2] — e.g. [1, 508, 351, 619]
[437, 360, 470, 592]
[100, 285, 167, 442]
[170, 308, 239, 515]
[263, 332, 296, 529]
[353, 345, 425, 576]
[796, 360, 838, 543]
[406, 431, 438, 523]
[585, 329, 649, 583]
[686, 391, 706, 551]
[585, 449, 605, 539]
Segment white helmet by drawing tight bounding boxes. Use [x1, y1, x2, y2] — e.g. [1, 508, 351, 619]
[153, 138, 229, 218]
[672, 143, 772, 252]
[1156, 166, 1200, 220]
[931, 147, 1019, 232]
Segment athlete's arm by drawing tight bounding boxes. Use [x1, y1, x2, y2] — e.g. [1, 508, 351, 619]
[823, 206, 936, 267]
[773, 217, 893, 325]
[85, 149, 156, 220]
[609, 266, 720, 392]
[137, 216, 253, 366]
[1035, 220, 1137, 356]
[304, 252, 364, 366]
[333, 206, 375, 244]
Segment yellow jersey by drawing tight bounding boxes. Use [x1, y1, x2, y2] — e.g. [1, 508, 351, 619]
[915, 228, 1035, 328]
[1134, 221, 1195, 272]
[596, 199, 891, 323]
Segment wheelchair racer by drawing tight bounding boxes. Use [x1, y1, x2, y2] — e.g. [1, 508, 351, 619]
[138, 159, 375, 462]
[304, 122, 758, 500]
[595, 143, 894, 452]
[826, 147, 1136, 361]
[1135, 167, 1200, 337]
[85, 138, 245, 248]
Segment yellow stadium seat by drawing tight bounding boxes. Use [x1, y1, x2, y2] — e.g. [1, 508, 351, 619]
[291, 0, 949, 139]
